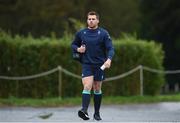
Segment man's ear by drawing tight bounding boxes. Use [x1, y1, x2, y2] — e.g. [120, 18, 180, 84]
[97, 19, 99, 24]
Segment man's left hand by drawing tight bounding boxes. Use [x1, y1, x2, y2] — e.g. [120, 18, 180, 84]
[103, 58, 112, 69]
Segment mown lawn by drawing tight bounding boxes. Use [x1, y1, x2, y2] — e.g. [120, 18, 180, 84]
[0, 94, 180, 107]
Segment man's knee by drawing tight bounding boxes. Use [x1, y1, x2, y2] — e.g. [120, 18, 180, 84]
[84, 85, 92, 91]
[93, 82, 102, 90]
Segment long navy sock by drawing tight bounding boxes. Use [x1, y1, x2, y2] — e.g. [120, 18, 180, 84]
[82, 90, 91, 112]
[94, 91, 102, 114]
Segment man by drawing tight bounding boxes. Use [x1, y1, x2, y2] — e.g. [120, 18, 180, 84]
[71, 11, 115, 121]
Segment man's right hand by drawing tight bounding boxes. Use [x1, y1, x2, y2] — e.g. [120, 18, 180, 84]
[77, 45, 86, 53]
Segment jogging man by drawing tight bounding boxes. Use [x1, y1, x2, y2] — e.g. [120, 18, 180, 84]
[71, 11, 115, 121]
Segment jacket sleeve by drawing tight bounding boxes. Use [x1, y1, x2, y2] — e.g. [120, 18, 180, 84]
[71, 32, 81, 52]
[104, 31, 115, 60]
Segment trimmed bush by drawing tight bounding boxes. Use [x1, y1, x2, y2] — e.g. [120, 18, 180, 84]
[0, 32, 164, 98]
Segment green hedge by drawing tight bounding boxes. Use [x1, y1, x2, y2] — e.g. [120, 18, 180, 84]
[0, 32, 164, 98]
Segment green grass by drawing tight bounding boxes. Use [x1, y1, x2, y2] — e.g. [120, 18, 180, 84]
[0, 94, 180, 107]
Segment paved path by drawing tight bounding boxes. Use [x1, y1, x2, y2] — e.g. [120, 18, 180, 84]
[0, 102, 180, 122]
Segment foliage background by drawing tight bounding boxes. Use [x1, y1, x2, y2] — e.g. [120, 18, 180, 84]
[0, 0, 179, 95]
[0, 32, 164, 98]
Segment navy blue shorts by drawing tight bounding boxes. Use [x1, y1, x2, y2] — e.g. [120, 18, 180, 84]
[82, 64, 105, 81]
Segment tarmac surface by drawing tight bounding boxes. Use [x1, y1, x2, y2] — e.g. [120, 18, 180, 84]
[0, 102, 180, 122]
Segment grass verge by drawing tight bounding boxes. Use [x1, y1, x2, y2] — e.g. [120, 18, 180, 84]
[0, 94, 180, 107]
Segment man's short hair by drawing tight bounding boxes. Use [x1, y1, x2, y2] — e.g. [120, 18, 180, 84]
[87, 11, 99, 20]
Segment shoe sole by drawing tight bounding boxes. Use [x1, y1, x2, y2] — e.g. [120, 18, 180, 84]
[93, 117, 102, 121]
[78, 110, 89, 120]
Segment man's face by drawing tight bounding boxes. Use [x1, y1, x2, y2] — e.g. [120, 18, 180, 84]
[87, 15, 99, 29]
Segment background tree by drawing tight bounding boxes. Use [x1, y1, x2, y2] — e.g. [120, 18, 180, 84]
[0, 0, 140, 37]
[139, 0, 180, 85]
[96, 0, 140, 37]
[0, 0, 87, 37]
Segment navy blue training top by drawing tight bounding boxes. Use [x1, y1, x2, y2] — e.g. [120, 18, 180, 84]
[71, 27, 115, 65]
